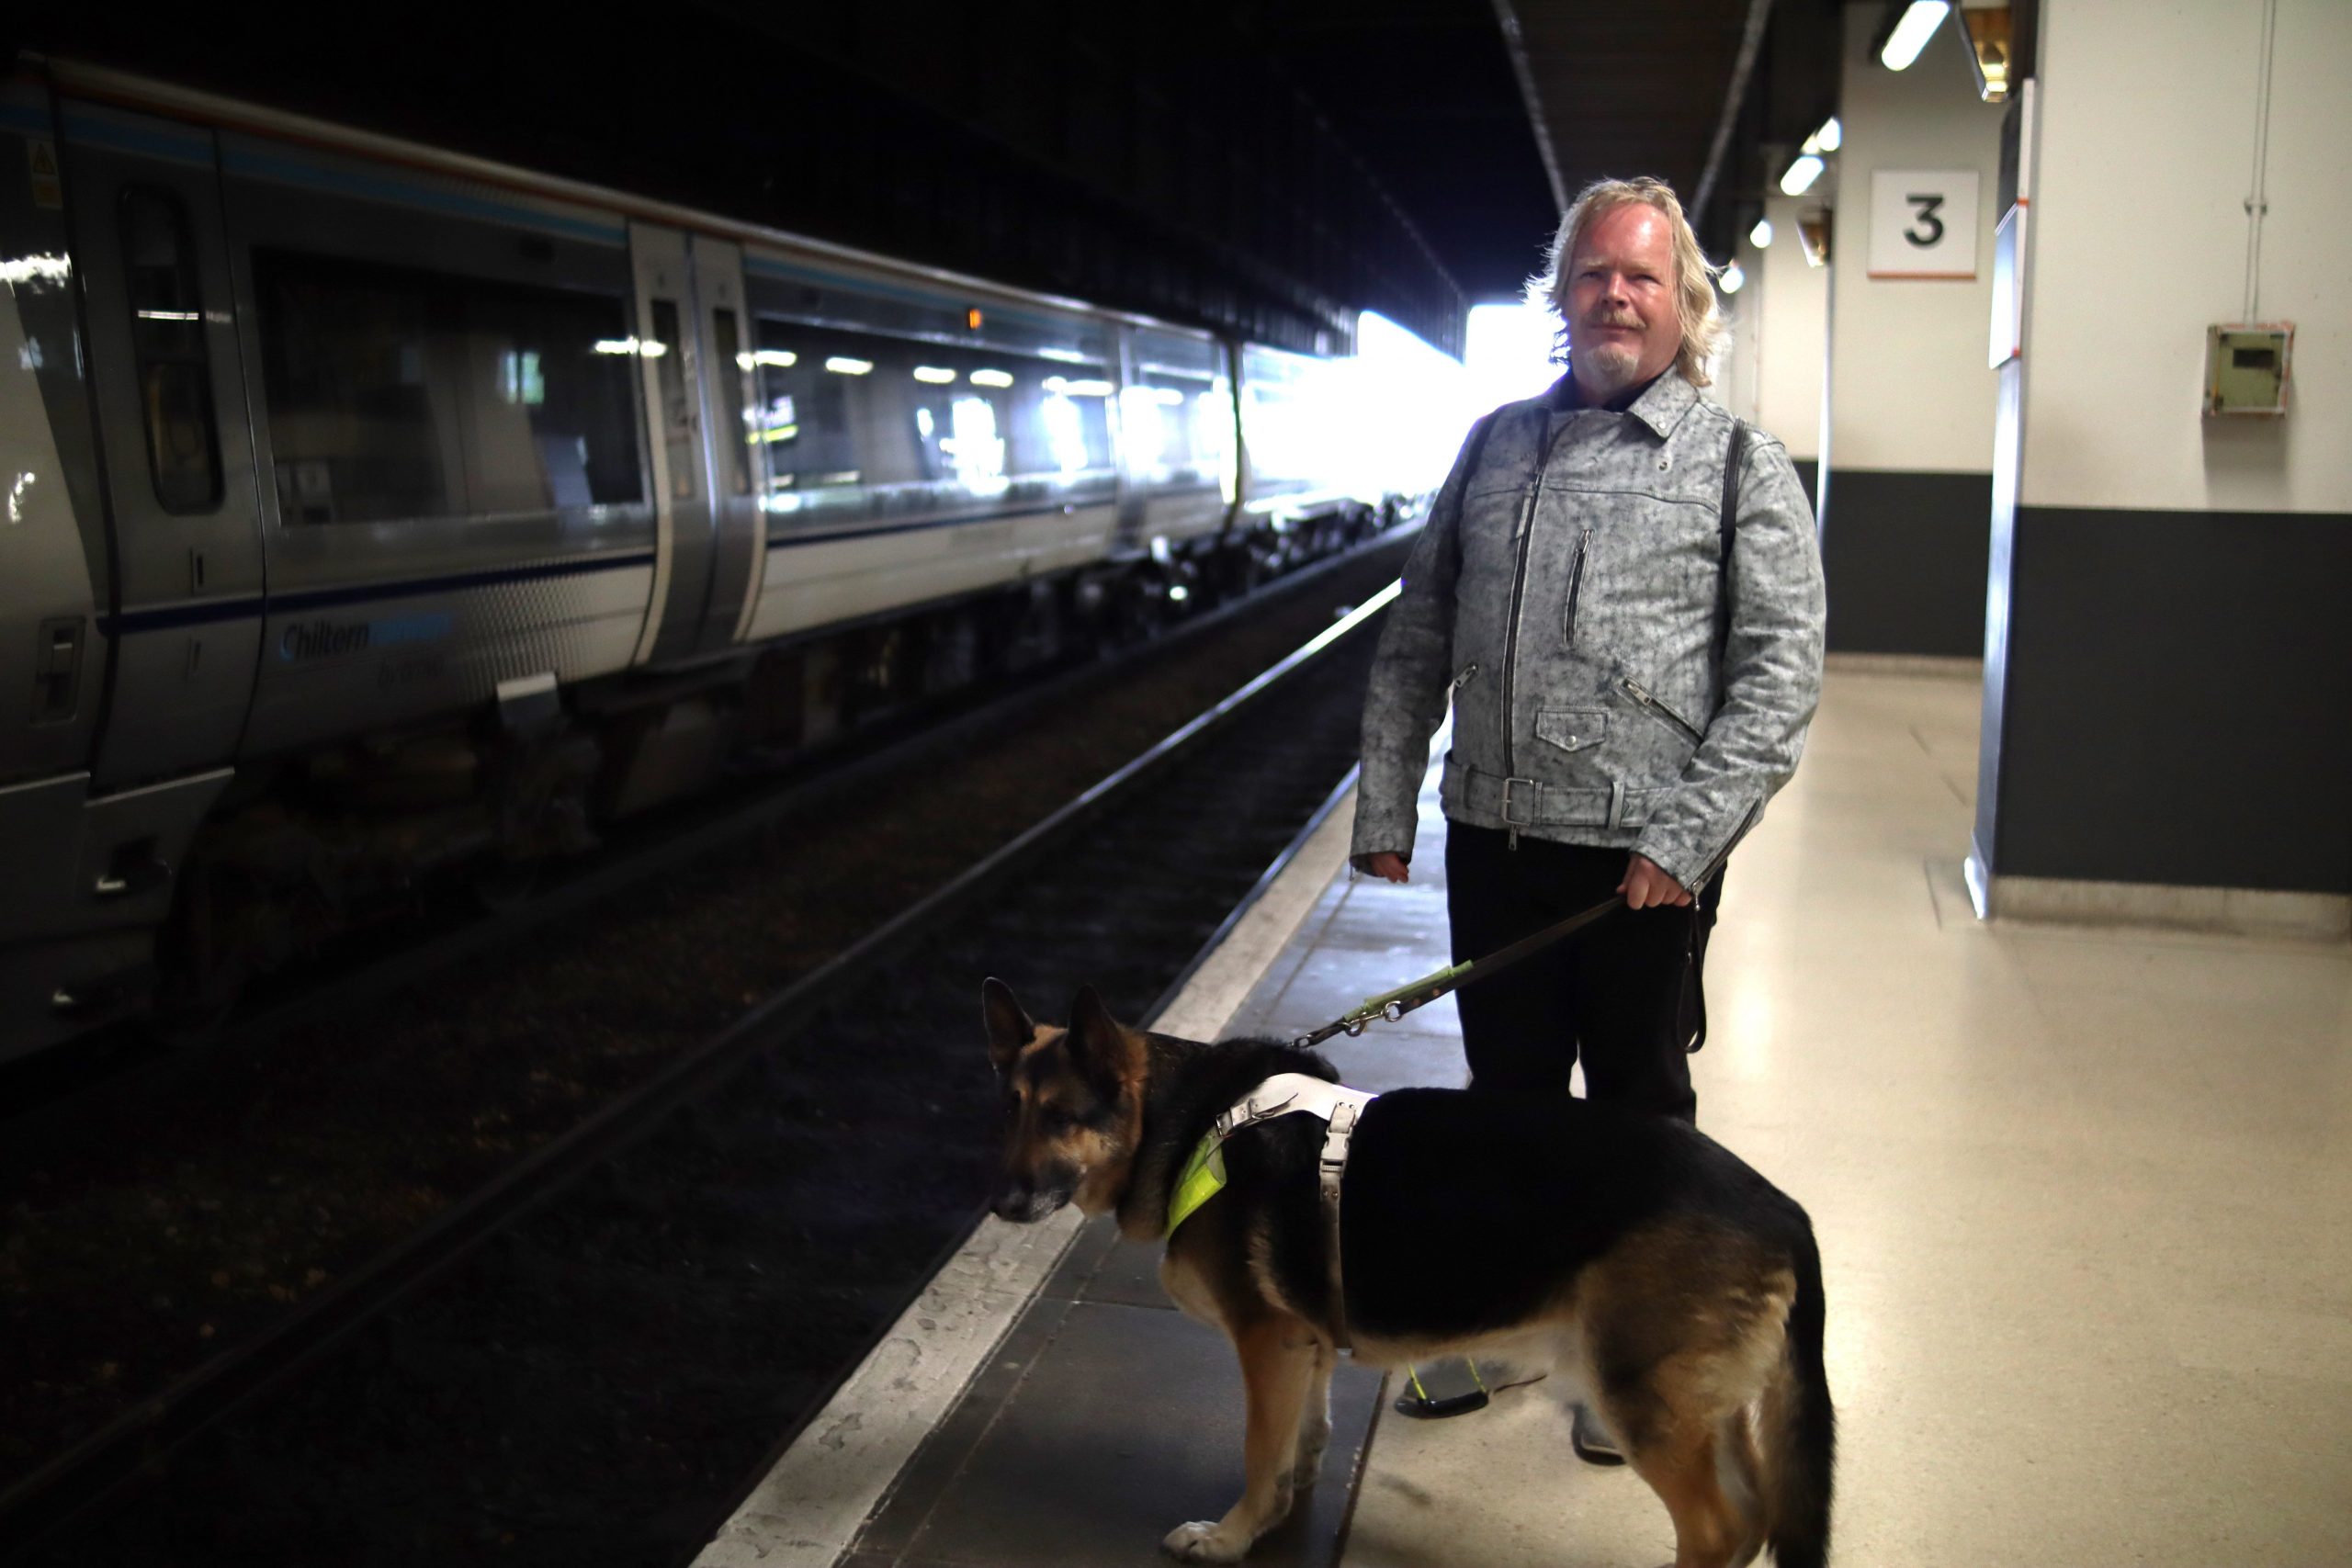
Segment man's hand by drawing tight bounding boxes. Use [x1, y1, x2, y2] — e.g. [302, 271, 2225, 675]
[1355, 852, 1411, 884]
[1619, 853, 1691, 910]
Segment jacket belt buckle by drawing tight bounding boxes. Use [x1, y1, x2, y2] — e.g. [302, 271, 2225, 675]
[1501, 776, 1539, 826]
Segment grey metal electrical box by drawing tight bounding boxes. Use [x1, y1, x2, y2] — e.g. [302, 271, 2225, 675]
[2204, 323, 2292, 416]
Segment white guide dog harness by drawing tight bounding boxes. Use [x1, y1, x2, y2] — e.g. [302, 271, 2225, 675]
[1165, 1072, 1376, 1350]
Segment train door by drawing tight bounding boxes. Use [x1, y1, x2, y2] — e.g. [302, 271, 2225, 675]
[690, 236, 765, 652]
[60, 101, 268, 788]
[1109, 326, 1148, 555]
[628, 222, 736, 666]
[1, 77, 104, 786]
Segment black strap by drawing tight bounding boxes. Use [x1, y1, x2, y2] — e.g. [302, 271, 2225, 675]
[1713, 418, 1748, 674]
[1293, 893, 1623, 1051]
[1441, 410, 1502, 571]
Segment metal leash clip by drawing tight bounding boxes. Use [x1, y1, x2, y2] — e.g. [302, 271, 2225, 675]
[1294, 962, 1469, 1051]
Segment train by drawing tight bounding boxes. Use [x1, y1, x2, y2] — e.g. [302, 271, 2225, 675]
[0, 58, 1427, 1061]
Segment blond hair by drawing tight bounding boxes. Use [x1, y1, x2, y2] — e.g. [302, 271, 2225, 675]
[1529, 176, 1724, 388]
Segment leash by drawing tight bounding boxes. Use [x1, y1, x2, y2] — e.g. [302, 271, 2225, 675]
[1292, 892, 1625, 1051]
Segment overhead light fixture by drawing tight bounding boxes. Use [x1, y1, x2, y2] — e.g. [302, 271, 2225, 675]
[912, 366, 957, 384]
[823, 355, 873, 376]
[1801, 117, 1842, 155]
[1780, 154, 1826, 196]
[1797, 209, 1833, 268]
[1880, 1, 1951, 71]
[1960, 5, 2013, 101]
[1749, 218, 1774, 249]
[969, 368, 1014, 389]
[1720, 261, 1747, 295]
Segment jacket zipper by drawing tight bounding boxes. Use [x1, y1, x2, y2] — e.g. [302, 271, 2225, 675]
[1623, 677, 1705, 746]
[1500, 422, 1581, 846]
[1451, 661, 1480, 694]
[1560, 526, 1591, 647]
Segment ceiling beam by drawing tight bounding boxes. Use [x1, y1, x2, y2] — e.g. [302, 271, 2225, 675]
[1491, 0, 1569, 215]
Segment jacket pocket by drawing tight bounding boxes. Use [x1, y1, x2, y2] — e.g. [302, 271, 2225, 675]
[1560, 526, 1591, 647]
[1533, 707, 1609, 753]
[1621, 678, 1705, 746]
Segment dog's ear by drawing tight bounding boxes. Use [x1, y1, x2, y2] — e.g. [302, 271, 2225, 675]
[1067, 986, 1141, 1100]
[982, 977, 1035, 1076]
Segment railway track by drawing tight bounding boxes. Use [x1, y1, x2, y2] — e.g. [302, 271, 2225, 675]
[3, 569, 1397, 1566]
[0, 536, 1407, 1129]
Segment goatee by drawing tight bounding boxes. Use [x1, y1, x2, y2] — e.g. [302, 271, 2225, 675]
[1577, 343, 1642, 398]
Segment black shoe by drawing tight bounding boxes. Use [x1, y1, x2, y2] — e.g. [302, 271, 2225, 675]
[1570, 1402, 1624, 1465]
[1393, 1359, 1489, 1419]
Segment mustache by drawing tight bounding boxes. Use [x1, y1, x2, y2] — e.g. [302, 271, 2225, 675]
[1583, 312, 1644, 330]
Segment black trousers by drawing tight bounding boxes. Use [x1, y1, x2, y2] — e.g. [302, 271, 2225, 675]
[1443, 822, 1713, 1123]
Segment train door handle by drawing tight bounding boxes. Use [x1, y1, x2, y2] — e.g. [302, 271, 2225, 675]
[34, 616, 83, 725]
[95, 839, 171, 898]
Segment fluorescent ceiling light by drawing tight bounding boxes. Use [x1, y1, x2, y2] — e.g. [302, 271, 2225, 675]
[1780, 154, 1826, 197]
[1801, 116, 1842, 154]
[1748, 218, 1774, 249]
[969, 368, 1014, 388]
[824, 355, 873, 376]
[1720, 261, 1746, 295]
[1881, 1, 1951, 71]
[752, 349, 797, 368]
[912, 366, 956, 384]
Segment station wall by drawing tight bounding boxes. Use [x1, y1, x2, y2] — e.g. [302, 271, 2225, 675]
[1821, 4, 2006, 657]
[1976, 0, 2352, 912]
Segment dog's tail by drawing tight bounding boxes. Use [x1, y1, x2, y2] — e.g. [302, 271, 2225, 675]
[1758, 1223, 1836, 1568]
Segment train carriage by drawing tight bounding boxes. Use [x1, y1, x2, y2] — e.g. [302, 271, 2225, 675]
[0, 59, 1393, 1059]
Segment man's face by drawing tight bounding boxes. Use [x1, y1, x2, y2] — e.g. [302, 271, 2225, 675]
[1565, 203, 1682, 400]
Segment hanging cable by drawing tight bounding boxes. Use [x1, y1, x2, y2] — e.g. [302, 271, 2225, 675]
[2242, 0, 2278, 321]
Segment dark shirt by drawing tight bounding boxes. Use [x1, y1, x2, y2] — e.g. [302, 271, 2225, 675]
[1546, 367, 1666, 416]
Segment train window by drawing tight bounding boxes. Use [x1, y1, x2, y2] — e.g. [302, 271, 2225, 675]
[1122, 371, 1228, 490]
[1238, 346, 1338, 489]
[119, 186, 224, 514]
[711, 309, 753, 497]
[649, 299, 699, 503]
[253, 247, 643, 525]
[750, 318, 1115, 528]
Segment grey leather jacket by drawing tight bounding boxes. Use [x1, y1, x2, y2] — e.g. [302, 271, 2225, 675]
[1354, 371, 1826, 891]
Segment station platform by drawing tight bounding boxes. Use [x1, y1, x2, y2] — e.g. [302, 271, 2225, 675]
[696, 666, 2352, 1568]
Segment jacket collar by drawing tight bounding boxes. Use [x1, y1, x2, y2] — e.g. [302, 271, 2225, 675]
[1541, 367, 1701, 440]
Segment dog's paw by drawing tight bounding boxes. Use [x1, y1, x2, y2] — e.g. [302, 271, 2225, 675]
[1161, 1520, 1251, 1562]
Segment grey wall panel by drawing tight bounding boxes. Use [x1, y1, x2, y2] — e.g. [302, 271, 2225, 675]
[1820, 468, 1992, 657]
[1995, 505, 2352, 894]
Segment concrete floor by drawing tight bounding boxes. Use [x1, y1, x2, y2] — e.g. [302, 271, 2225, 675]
[1335, 668, 2352, 1568]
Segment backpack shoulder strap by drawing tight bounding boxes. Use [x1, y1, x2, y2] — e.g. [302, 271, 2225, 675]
[1442, 408, 1505, 569]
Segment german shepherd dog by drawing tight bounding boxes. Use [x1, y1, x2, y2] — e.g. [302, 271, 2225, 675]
[982, 979, 1835, 1568]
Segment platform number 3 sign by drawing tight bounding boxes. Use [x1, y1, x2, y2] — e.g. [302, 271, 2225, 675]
[1870, 170, 1978, 279]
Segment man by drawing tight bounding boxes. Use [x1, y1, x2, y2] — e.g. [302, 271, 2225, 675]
[1351, 177, 1826, 1453]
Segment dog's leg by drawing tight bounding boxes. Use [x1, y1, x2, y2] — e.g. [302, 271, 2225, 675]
[1618, 1413, 1749, 1568]
[1713, 1408, 1766, 1567]
[1163, 1316, 1318, 1562]
[1289, 1337, 1336, 1487]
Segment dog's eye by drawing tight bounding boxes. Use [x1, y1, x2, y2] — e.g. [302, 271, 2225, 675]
[1036, 1104, 1077, 1133]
